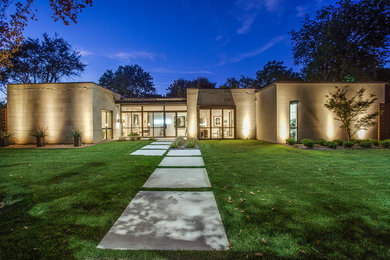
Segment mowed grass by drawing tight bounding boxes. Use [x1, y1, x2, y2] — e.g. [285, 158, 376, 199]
[0, 140, 389, 259]
[200, 140, 390, 259]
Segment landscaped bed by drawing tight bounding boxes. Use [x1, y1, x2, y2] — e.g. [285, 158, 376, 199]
[0, 140, 389, 259]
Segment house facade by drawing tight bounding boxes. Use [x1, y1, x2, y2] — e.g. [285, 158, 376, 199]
[6, 81, 388, 144]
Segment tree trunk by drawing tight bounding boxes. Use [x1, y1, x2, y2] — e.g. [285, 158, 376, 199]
[74, 136, 82, 147]
[0, 137, 9, 147]
[36, 137, 45, 147]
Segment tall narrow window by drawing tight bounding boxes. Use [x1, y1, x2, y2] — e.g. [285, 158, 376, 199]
[102, 110, 113, 139]
[289, 101, 298, 142]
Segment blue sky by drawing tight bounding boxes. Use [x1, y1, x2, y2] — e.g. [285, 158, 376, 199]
[21, 0, 336, 95]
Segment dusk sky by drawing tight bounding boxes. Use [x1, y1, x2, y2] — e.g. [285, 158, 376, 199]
[22, 0, 337, 95]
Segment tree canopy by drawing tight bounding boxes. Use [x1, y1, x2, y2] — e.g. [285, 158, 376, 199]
[1, 33, 85, 94]
[255, 60, 302, 87]
[290, 0, 390, 81]
[219, 76, 260, 89]
[99, 65, 156, 98]
[166, 77, 216, 97]
[0, 0, 92, 69]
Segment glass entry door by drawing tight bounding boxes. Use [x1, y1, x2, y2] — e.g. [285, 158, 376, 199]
[199, 108, 234, 139]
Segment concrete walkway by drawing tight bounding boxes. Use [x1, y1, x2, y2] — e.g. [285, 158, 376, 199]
[98, 141, 229, 250]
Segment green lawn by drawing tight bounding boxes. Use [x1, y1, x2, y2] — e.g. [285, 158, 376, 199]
[0, 140, 389, 259]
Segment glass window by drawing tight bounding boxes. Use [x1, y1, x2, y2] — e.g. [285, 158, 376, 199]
[223, 109, 234, 127]
[289, 101, 298, 141]
[199, 110, 210, 127]
[101, 110, 113, 139]
[199, 108, 234, 139]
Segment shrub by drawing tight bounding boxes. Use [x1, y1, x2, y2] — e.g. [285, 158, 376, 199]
[148, 137, 157, 141]
[380, 139, 390, 147]
[286, 138, 295, 145]
[316, 139, 328, 146]
[301, 139, 315, 148]
[359, 139, 372, 147]
[327, 141, 338, 148]
[31, 127, 48, 138]
[170, 142, 179, 148]
[136, 136, 141, 140]
[71, 129, 83, 138]
[351, 139, 361, 144]
[0, 130, 13, 139]
[185, 138, 198, 148]
[343, 141, 355, 148]
[333, 139, 344, 146]
[128, 132, 139, 136]
[170, 137, 185, 148]
[369, 139, 379, 146]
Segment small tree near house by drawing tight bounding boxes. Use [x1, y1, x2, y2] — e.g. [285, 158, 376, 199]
[324, 86, 379, 141]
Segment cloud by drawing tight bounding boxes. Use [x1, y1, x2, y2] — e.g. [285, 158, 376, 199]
[235, 0, 281, 34]
[77, 49, 94, 57]
[108, 51, 157, 61]
[217, 35, 285, 65]
[150, 68, 213, 74]
[237, 14, 256, 34]
[296, 6, 308, 17]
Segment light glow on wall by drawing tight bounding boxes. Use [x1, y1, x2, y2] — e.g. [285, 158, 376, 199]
[279, 113, 288, 141]
[357, 129, 365, 139]
[243, 116, 250, 138]
[326, 115, 334, 140]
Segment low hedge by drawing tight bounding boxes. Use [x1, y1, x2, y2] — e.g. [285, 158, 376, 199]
[327, 141, 338, 148]
[286, 138, 295, 145]
[301, 139, 315, 148]
[343, 141, 355, 148]
[359, 139, 372, 148]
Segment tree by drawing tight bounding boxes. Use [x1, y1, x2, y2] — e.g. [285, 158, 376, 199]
[324, 86, 379, 141]
[191, 77, 216, 89]
[99, 65, 156, 98]
[219, 76, 260, 89]
[219, 78, 240, 89]
[166, 77, 216, 97]
[0, 0, 92, 69]
[166, 78, 191, 97]
[256, 60, 302, 88]
[290, 0, 390, 81]
[2, 33, 85, 87]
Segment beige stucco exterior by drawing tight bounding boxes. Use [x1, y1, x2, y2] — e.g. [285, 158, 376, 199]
[186, 88, 256, 139]
[256, 82, 385, 143]
[7, 82, 120, 144]
[6, 81, 387, 144]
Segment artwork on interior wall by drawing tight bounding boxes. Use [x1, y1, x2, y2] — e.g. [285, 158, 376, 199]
[133, 114, 139, 126]
[214, 116, 221, 127]
[177, 116, 186, 127]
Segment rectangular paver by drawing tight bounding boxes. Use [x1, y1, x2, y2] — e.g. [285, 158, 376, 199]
[130, 150, 166, 156]
[142, 145, 170, 150]
[97, 191, 229, 250]
[159, 156, 204, 167]
[167, 149, 201, 156]
[151, 141, 173, 145]
[143, 168, 210, 188]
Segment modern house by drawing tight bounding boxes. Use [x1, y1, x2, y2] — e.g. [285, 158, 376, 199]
[6, 81, 389, 144]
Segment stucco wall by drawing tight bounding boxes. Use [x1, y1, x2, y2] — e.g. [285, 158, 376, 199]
[255, 85, 277, 142]
[231, 89, 256, 139]
[92, 85, 121, 143]
[7, 83, 95, 144]
[186, 88, 199, 138]
[275, 82, 385, 143]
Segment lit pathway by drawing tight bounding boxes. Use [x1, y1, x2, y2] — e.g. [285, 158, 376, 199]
[98, 141, 229, 250]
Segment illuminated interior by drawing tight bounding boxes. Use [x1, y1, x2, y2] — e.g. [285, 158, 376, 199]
[199, 108, 235, 139]
[121, 105, 187, 137]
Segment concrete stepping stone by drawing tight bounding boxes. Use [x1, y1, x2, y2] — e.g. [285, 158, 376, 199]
[151, 141, 173, 145]
[130, 150, 166, 156]
[142, 145, 170, 150]
[97, 191, 229, 250]
[159, 157, 204, 167]
[143, 168, 210, 188]
[167, 149, 201, 156]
